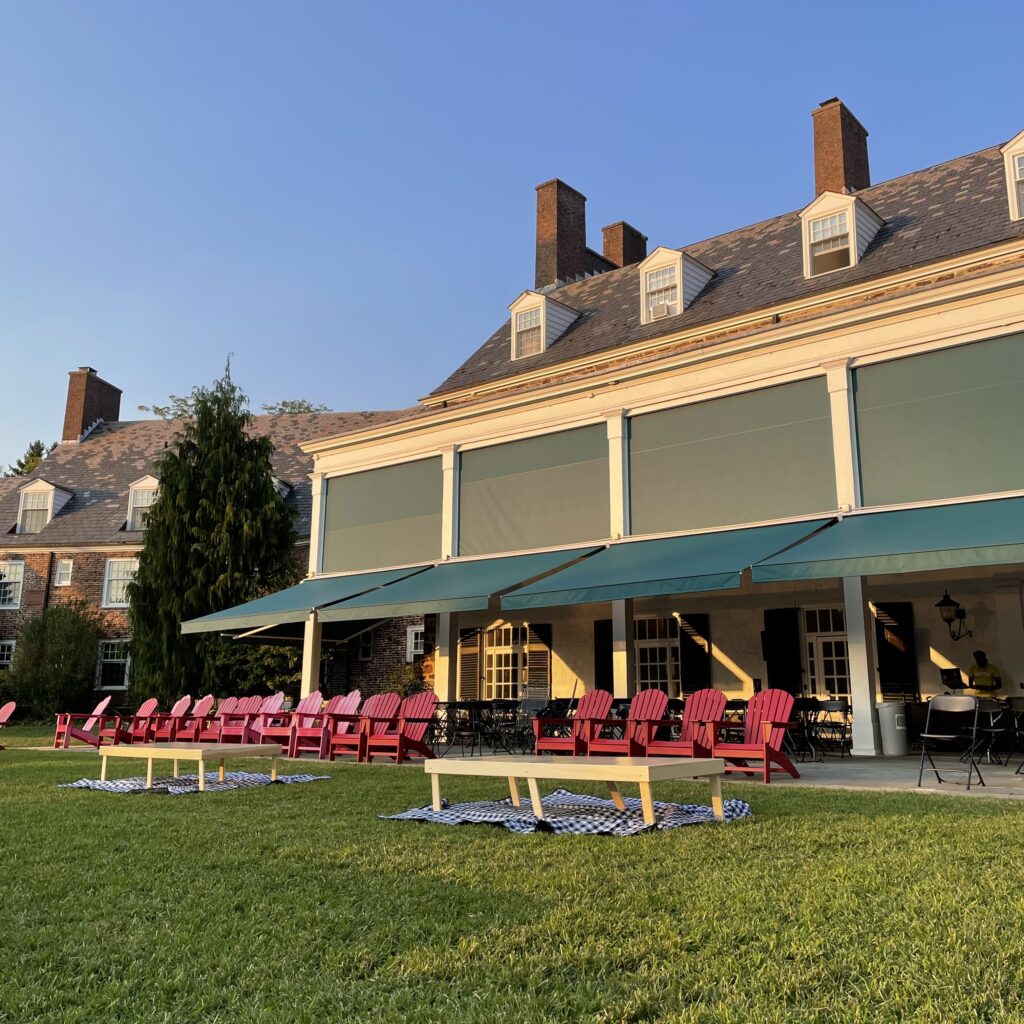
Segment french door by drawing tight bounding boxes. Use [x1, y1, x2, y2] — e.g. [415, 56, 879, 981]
[804, 607, 851, 699]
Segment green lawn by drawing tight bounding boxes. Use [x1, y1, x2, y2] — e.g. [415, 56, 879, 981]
[3, 748, 1024, 1023]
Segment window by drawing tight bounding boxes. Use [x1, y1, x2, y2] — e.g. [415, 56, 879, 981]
[358, 631, 373, 662]
[645, 265, 678, 319]
[0, 641, 14, 670]
[633, 616, 681, 696]
[1016, 155, 1024, 218]
[103, 558, 138, 607]
[808, 212, 851, 275]
[484, 625, 527, 700]
[406, 625, 425, 663]
[513, 307, 543, 359]
[18, 492, 50, 534]
[55, 559, 73, 587]
[96, 640, 130, 689]
[0, 562, 24, 609]
[128, 487, 157, 531]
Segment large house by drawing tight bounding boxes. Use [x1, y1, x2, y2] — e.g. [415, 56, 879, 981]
[0, 368, 420, 698]
[186, 98, 1024, 755]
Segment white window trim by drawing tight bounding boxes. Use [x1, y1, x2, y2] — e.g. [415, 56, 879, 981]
[127, 475, 159, 532]
[639, 248, 683, 325]
[512, 307, 544, 360]
[54, 558, 73, 587]
[95, 639, 131, 691]
[102, 557, 139, 609]
[405, 624, 426, 662]
[17, 487, 54, 535]
[0, 639, 15, 669]
[799, 192, 881, 280]
[509, 301, 546, 361]
[0, 561, 25, 610]
[1002, 129, 1024, 222]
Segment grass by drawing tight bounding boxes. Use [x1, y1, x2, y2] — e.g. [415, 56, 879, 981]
[3, 748, 1024, 1023]
[1, 723, 54, 748]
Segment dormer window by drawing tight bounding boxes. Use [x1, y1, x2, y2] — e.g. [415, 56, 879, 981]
[638, 247, 713, 325]
[809, 212, 851, 274]
[507, 291, 578, 361]
[127, 476, 158, 532]
[645, 265, 678, 320]
[16, 480, 72, 535]
[514, 308, 543, 359]
[800, 192, 882, 280]
[1004, 131, 1024, 221]
[1015, 155, 1024, 215]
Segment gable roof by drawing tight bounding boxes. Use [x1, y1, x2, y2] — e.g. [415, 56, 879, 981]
[431, 144, 1024, 398]
[0, 410, 410, 550]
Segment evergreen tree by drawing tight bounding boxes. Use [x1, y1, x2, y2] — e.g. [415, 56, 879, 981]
[128, 366, 297, 702]
[6, 439, 51, 476]
[261, 399, 329, 414]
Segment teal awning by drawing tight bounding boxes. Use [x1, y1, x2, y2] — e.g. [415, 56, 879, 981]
[752, 497, 1024, 581]
[180, 566, 429, 634]
[502, 520, 831, 610]
[319, 547, 600, 622]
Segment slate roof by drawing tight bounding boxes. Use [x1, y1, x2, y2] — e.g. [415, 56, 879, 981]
[432, 144, 1024, 397]
[0, 410, 410, 550]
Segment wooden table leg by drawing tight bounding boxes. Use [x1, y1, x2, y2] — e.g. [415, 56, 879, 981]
[638, 781, 656, 825]
[709, 773, 725, 822]
[218, 759, 225, 782]
[146, 758, 154, 790]
[430, 773, 442, 811]
[526, 777, 545, 820]
[508, 776, 521, 807]
[173, 759, 179, 779]
[270, 756, 277, 782]
[198, 759, 206, 792]
[605, 780, 627, 811]
[100, 755, 108, 781]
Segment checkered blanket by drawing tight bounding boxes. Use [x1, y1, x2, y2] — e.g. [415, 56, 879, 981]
[59, 771, 328, 796]
[384, 788, 752, 835]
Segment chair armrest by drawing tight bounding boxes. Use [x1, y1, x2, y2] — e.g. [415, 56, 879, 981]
[761, 720, 795, 741]
[705, 719, 734, 739]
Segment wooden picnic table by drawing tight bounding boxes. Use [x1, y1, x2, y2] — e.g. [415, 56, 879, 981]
[99, 742, 282, 792]
[425, 754, 727, 826]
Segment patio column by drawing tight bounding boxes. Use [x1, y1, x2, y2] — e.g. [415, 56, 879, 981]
[825, 358, 860, 510]
[612, 598, 635, 698]
[994, 582, 1024, 689]
[606, 411, 629, 538]
[300, 612, 322, 699]
[440, 446, 459, 559]
[433, 611, 458, 702]
[844, 576, 881, 755]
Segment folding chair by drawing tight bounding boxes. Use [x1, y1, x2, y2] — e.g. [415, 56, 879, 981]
[815, 699, 852, 758]
[917, 694, 983, 790]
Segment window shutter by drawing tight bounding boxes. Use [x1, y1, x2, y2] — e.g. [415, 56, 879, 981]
[677, 613, 711, 694]
[458, 628, 481, 700]
[593, 619, 613, 693]
[762, 608, 803, 695]
[874, 602, 920, 700]
[526, 624, 553, 701]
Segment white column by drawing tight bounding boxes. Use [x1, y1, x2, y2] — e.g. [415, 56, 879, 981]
[433, 612, 458, 701]
[300, 612, 322, 698]
[440, 446, 459, 559]
[844, 576, 881, 755]
[994, 583, 1024, 693]
[612, 598, 635, 698]
[307, 473, 326, 575]
[606, 411, 629, 538]
[824, 359, 860, 511]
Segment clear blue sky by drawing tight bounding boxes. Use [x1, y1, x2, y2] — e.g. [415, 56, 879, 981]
[1, 0, 1021, 468]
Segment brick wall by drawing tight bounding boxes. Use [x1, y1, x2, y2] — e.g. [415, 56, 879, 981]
[323, 616, 431, 696]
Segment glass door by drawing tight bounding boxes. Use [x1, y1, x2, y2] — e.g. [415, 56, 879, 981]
[804, 607, 851, 699]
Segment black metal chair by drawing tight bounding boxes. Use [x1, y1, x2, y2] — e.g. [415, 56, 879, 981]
[917, 694, 984, 790]
[788, 697, 822, 762]
[814, 699, 852, 758]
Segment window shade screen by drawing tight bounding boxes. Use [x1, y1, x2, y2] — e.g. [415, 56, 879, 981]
[855, 334, 1024, 505]
[322, 457, 442, 572]
[629, 378, 836, 535]
[459, 425, 610, 556]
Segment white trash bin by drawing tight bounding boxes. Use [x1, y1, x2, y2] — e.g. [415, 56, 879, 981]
[875, 700, 908, 756]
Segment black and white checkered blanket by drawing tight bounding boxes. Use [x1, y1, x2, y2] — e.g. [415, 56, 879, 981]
[59, 771, 328, 796]
[384, 788, 752, 835]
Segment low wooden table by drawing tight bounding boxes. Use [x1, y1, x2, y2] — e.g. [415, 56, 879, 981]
[99, 743, 282, 792]
[425, 755, 726, 826]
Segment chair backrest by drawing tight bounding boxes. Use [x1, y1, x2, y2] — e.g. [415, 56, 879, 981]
[135, 697, 159, 719]
[190, 694, 215, 719]
[260, 691, 286, 714]
[0, 700, 15, 726]
[216, 696, 239, 718]
[169, 695, 192, 719]
[1006, 696, 1024, 713]
[396, 691, 437, 742]
[680, 688, 727, 743]
[621, 688, 669, 743]
[571, 689, 614, 740]
[743, 689, 794, 749]
[362, 692, 401, 736]
[238, 695, 263, 715]
[819, 699, 850, 715]
[294, 690, 323, 728]
[82, 695, 113, 732]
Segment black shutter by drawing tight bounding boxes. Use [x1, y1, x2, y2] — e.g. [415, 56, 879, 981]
[526, 624, 552, 701]
[677, 614, 711, 695]
[593, 619, 613, 692]
[458, 628, 481, 700]
[874, 602, 920, 700]
[762, 608, 803, 696]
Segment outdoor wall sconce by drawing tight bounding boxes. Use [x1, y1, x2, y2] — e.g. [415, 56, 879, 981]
[936, 590, 972, 641]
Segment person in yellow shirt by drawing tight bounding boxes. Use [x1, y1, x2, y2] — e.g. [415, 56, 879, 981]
[967, 650, 1004, 700]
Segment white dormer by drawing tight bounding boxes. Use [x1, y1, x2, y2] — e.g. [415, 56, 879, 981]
[272, 476, 293, 499]
[508, 291, 578, 360]
[638, 247, 714, 325]
[127, 475, 158, 532]
[800, 191, 883, 279]
[1001, 129, 1024, 222]
[17, 479, 72, 535]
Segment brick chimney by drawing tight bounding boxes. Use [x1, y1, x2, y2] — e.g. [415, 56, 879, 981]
[812, 98, 870, 195]
[62, 367, 122, 442]
[602, 221, 648, 268]
[534, 179, 617, 289]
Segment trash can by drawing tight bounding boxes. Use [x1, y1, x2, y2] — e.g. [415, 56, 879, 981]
[876, 701, 908, 756]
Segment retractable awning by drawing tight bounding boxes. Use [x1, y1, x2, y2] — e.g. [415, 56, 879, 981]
[318, 547, 601, 622]
[502, 519, 832, 610]
[752, 497, 1024, 582]
[180, 566, 429, 635]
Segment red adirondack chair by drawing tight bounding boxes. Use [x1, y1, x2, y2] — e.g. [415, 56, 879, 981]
[0, 700, 15, 750]
[257, 690, 322, 748]
[363, 691, 438, 764]
[241, 692, 286, 744]
[289, 691, 360, 759]
[54, 695, 114, 749]
[173, 694, 216, 742]
[708, 688, 799, 783]
[149, 695, 193, 743]
[642, 688, 728, 758]
[200, 695, 249, 741]
[105, 697, 160, 745]
[585, 688, 669, 756]
[533, 689, 614, 756]
[324, 691, 400, 761]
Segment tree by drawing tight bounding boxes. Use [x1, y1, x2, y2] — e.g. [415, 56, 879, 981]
[261, 399, 329, 414]
[128, 365, 297, 702]
[139, 396, 330, 419]
[1, 601, 102, 716]
[5, 439, 53, 477]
